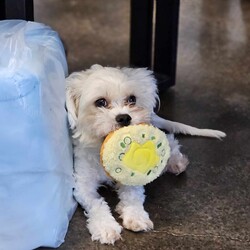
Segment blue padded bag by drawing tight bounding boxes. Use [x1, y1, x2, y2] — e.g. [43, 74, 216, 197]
[0, 20, 76, 250]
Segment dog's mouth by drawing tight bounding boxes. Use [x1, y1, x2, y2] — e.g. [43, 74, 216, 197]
[100, 108, 151, 140]
[102, 123, 130, 141]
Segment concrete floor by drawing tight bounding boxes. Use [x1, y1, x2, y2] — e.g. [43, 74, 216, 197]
[36, 0, 250, 249]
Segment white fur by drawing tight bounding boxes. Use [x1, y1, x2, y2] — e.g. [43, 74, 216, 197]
[152, 114, 226, 139]
[66, 65, 226, 244]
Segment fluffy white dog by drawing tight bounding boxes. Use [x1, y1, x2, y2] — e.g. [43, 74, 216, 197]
[66, 65, 225, 244]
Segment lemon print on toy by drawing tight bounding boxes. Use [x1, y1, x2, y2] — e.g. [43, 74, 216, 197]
[122, 141, 160, 174]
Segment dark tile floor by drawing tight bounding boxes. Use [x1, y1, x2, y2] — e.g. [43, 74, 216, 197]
[35, 0, 250, 249]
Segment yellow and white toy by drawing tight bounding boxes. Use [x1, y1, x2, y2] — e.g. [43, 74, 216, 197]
[100, 124, 170, 186]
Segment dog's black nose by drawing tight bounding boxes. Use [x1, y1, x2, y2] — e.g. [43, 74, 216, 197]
[116, 114, 132, 126]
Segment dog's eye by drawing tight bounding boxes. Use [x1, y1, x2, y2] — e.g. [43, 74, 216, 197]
[127, 95, 136, 105]
[95, 98, 108, 108]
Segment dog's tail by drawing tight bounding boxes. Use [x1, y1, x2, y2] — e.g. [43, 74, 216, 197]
[152, 113, 226, 139]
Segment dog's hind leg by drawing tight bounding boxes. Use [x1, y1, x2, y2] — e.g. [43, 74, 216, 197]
[164, 134, 189, 175]
[152, 113, 226, 139]
[115, 185, 154, 232]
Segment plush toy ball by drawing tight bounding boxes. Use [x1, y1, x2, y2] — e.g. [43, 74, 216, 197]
[100, 124, 170, 186]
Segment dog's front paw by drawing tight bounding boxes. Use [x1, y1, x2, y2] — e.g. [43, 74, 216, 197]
[87, 217, 122, 244]
[118, 206, 154, 232]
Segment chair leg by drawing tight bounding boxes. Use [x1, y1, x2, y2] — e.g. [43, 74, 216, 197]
[154, 0, 180, 89]
[130, 0, 154, 68]
[0, 0, 34, 21]
[130, 0, 180, 90]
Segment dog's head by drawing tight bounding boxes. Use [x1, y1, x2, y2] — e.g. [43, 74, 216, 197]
[66, 65, 158, 146]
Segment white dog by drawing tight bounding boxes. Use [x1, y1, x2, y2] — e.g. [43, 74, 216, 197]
[66, 65, 225, 244]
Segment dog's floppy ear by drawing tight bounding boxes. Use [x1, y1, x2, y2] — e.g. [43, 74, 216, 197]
[65, 66, 103, 129]
[66, 84, 79, 130]
[65, 72, 85, 130]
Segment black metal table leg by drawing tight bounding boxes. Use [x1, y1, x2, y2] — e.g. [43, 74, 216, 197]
[130, 0, 154, 68]
[130, 0, 180, 89]
[154, 0, 180, 88]
[0, 0, 34, 21]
